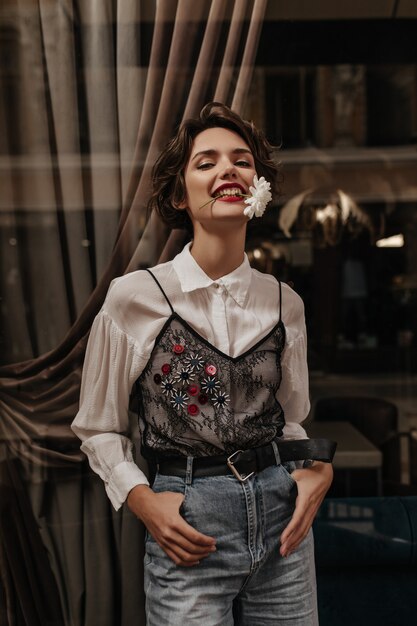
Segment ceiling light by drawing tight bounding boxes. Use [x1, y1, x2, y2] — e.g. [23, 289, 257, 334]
[376, 234, 404, 248]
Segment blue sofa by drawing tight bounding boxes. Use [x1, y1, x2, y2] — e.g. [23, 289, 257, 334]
[314, 497, 417, 625]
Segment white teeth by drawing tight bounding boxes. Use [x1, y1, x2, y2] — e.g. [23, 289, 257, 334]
[213, 188, 244, 198]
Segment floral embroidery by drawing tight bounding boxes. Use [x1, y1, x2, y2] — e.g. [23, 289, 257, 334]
[183, 351, 205, 372]
[160, 376, 175, 396]
[170, 390, 188, 409]
[212, 392, 229, 408]
[137, 316, 285, 457]
[173, 366, 194, 386]
[201, 376, 220, 394]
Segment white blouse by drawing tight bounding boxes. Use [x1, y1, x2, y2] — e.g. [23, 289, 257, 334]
[71, 242, 310, 511]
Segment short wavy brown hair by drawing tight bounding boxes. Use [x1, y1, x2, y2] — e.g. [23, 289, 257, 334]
[148, 102, 280, 233]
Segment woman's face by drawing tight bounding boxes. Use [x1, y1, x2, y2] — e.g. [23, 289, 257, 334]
[179, 127, 257, 230]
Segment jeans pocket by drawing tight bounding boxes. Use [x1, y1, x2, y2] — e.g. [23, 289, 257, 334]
[152, 472, 189, 515]
[280, 461, 297, 489]
[144, 528, 153, 566]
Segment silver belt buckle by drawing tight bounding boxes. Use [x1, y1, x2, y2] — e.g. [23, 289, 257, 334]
[227, 450, 254, 482]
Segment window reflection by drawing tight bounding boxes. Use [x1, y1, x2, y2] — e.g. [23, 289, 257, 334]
[1, 5, 417, 626]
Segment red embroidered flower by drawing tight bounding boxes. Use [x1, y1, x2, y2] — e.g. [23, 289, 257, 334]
[188, 404, 199, 416]
[161, 363, 171, 374]
[173, 344, 185, 354]
[198, 393, 209, 405]
[187, 384, 200, 396]
[205, 364, 217, 375]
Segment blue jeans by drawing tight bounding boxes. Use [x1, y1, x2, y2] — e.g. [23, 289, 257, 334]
[144, 457, 318, 625]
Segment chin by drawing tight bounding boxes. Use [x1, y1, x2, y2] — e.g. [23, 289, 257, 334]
[212, 203, 246, 217]
[208, 214, 248, 228]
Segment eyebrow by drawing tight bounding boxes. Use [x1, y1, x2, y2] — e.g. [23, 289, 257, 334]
[191, 148, 253, 162]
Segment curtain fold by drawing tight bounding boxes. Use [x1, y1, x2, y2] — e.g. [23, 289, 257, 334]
[0, 1, 266, 623]
[0, 457, 65, 625]
[38, 0, 94, 315]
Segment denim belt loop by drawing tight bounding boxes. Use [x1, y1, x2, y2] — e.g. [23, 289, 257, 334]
[271, 440, 281, 466]
[185, 456, 194, 485]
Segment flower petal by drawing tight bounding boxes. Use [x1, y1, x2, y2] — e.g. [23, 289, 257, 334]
[243, 174, 272, 220]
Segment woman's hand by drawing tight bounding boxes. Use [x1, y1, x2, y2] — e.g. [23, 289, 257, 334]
[127, 485, 216, 566]
[279, 461, 333, 557]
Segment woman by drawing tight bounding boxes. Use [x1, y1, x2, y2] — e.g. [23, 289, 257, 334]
[72, 102, 335, 625]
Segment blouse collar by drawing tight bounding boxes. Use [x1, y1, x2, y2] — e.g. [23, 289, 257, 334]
[172, 242, 252, 308]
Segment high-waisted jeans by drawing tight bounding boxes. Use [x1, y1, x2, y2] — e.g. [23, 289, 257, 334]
[144, 457, 318, 625]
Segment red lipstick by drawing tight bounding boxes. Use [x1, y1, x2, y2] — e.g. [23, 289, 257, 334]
[216, 195, 245, 203]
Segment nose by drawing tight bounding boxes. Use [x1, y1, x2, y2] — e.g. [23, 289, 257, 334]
[219, 160, 238, 179]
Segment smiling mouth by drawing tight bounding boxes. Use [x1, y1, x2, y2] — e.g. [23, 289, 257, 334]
[212, 187, 246, 199]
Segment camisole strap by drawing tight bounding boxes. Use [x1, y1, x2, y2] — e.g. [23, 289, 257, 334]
[146, 269, 175, 314]
[278, 280, 282, 322]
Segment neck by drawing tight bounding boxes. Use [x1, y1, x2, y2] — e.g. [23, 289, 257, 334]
[190, 224, 247, 280]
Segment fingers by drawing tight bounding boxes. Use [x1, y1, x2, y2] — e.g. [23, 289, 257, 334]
[169, 528, 217, 555]
[280, 513, 315, 557]
[157, 516, 216, 566]
[157, 525, 216, 558]
[163, 537, 215, 565]
[280, 497, 307, 544]
[145, 491, 216, 566]
[280, 497, 320, 557]
[174, 514, 216, 547]
[279, 464, 333, 558]
[163, 545, 200, 567]
[156, 528, 216, 566]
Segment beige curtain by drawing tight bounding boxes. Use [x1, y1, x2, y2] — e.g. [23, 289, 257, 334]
[0, 0, 267, 624]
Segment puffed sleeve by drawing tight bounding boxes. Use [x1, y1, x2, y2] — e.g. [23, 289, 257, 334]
[276, 285, 310, 440]
[71, 306, 150, 511]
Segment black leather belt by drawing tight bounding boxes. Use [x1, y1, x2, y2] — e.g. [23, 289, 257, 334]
[155, 437, 337, 482]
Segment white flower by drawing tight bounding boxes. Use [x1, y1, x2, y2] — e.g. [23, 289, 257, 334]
[243, 175, 272, 219]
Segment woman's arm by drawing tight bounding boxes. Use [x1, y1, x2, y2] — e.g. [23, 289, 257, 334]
[279, 462, 333, 557]
[276, 286, 333, 556]
[71, 278, 216, 564]
[71, 308, 151, 510]
[127, 485, 216, 566]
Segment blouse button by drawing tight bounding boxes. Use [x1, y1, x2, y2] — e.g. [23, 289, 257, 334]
[161, 363, 171, 374]
[173, 344, 185, 354]
[198, 393, 208, 405]
[205, 364, 217, 376]
[187, 384, 200, 396]
[153, 373, 162, 384]
[187, 404, 199, 416]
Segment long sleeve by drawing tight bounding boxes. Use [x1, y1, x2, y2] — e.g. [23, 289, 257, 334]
[276, 286, 310, 440]
[71, 308, 150, 511]
[72, 253, 314, 509]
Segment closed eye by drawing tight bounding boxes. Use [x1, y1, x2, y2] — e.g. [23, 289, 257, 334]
[197, 159, 252, 170]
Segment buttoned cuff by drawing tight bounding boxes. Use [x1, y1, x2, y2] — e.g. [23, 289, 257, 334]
[282, 421, 308, 440]
[105, 461, 149, 511]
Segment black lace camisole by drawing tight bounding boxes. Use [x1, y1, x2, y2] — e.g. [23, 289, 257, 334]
[135, 270, 287, 459]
